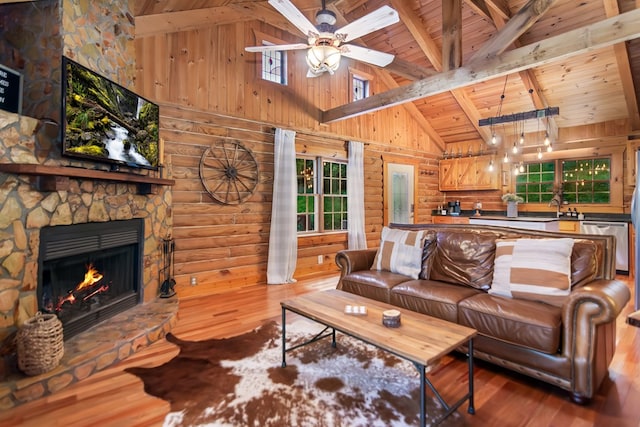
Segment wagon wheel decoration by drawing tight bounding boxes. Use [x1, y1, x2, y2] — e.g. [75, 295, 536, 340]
[199, 140, 259, 205]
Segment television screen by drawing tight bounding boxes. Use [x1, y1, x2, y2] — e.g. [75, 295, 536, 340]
[61, 56, 159, 170]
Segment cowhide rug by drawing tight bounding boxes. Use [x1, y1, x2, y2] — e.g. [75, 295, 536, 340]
[125, 320, 466, 427]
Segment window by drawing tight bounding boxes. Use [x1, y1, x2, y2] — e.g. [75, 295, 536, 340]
[514, 157, 612, 205]
[296, 157, 348, 233]
[296, 158, 316, 232]
[261, 44, 287, 84]
[515, 161, 555, 203]
[562, 158, 610, 204]
[322, 161, 348, 231]
[352, 76, 369, 101]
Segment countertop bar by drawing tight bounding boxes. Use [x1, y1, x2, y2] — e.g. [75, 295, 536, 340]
[469, 216, 559, 222]
[432, 210, 631, 223]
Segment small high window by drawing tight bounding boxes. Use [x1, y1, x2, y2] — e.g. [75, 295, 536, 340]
[261, 44, 287, 85]
[352, 76, 369, 101]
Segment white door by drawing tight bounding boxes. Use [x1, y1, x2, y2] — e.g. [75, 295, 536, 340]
[386, 163, 415, 224]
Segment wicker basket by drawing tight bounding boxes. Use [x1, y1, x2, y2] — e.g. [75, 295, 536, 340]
[17, 312, 64, 376]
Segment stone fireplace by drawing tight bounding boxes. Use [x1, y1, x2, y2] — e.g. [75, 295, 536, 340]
[0, 0, 177, 410]
[38, 219, 144, 340]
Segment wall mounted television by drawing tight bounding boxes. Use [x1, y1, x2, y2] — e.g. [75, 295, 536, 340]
[61, 56, 159, 171]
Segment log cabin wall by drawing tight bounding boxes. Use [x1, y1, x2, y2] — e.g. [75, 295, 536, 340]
[135, 22, 441, 296]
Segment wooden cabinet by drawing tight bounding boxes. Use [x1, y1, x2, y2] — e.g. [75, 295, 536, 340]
[558, 220, 580, 233]
[438, 155, 498, 191]
[432, 216, 469, 224]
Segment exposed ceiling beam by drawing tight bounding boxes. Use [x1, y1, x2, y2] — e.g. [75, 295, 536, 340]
[392, 0, 492, 142]
[389, 0, 442, 70]
[483, 0, 511, 20]
[602, 0, 640, 131]
[442, 0, 463, 71]
[135, 6, 254, 37]
[468, 0, 559, 62]
[327, 3, 446, 150]
[385, 57, 437, 81]
[374, 70, 445, 151]
[471, 1, 559, 141]
[321, 8, 640, 123]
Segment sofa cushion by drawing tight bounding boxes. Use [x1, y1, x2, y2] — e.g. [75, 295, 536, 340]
[459, 293, 563, 354]
[371, 227, 429, 279]
[429, 230, 497, 290]
[339, 270, 412, 303]
[390, 279, 481, 323]
[489, 238, 574, 307]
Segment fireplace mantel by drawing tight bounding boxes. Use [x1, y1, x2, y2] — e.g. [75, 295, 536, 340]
[0, 163, 175, 194]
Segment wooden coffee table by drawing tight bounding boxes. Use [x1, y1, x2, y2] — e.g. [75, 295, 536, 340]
[280, 289, 477, 427]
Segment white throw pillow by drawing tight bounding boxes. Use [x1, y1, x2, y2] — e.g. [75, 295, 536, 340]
[488, 239, 516, 298]
[490, 238, 574, 307]
[370, 227, 427, 279]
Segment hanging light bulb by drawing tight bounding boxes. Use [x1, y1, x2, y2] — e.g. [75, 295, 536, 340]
[491, 133, 497, 145]
[513, 164, 519, 176]
[512, 142, 518, 154]
[537, 147, 543, 159]
[547, 144, 553, 153]
[503, 152, 509, 163]
[543, 132, 550, 146]
[488, 159, 494, 172]
[519, 133, 525, 145]
[519, 162, 525, 173]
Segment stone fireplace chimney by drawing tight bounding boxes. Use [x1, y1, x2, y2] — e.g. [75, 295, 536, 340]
[0, 0, 174, 393]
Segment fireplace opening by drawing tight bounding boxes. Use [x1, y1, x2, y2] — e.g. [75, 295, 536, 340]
[38, 219, 144, 340]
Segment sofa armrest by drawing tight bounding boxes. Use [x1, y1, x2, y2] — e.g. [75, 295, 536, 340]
[563, 279, 630, 336]
[561, 279, 630, 400]
[335, 249, 378, 278]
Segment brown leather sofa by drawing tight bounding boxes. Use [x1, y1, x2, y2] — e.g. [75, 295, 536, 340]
[335, 223, 631, 404]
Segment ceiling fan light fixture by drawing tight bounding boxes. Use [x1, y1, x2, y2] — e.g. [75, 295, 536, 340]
[315, 8, 336, 26]
[306, 44, 341, 75]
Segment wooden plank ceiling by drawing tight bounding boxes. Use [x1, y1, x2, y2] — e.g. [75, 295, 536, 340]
[134, 0, 640, 151]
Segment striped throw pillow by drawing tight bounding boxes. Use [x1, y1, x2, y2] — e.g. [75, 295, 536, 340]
[371, 227, 428, 279]
[490, 238, 574, 307]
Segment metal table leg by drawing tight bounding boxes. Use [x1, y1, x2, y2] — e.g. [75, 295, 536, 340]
[281, 306, 287, 368]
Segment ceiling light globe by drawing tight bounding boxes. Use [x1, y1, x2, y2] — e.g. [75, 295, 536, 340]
[306, 45, 341, 74]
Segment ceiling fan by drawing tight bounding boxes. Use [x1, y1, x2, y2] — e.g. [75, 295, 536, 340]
[245, 0, 399, 77]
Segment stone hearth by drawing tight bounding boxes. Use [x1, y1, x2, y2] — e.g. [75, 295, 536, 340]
[0, 298, 178, 410]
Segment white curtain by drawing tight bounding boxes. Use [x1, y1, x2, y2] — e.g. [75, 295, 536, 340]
[347, 141, 367, 250]
[267, 128, 298, 284]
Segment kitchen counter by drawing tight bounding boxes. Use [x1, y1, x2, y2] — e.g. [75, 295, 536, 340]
[432, 210, 631, 223]
[471, 215, 558, 222]
[468, 216, 560, 231]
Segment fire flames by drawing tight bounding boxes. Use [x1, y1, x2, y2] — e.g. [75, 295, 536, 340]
[56, 264, 109, 312]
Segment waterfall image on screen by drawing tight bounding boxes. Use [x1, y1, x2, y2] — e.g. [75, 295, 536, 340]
[61, 57, 160, 170]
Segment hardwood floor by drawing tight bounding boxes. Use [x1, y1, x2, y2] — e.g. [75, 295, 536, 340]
[0, 275, 637, 427]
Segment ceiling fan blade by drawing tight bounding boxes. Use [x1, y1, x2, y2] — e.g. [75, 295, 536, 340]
[245, 43, 310, 52]
[268, 0, 318, 38]
[336, 5, 399, 43]
[340, 44, 395, 67]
